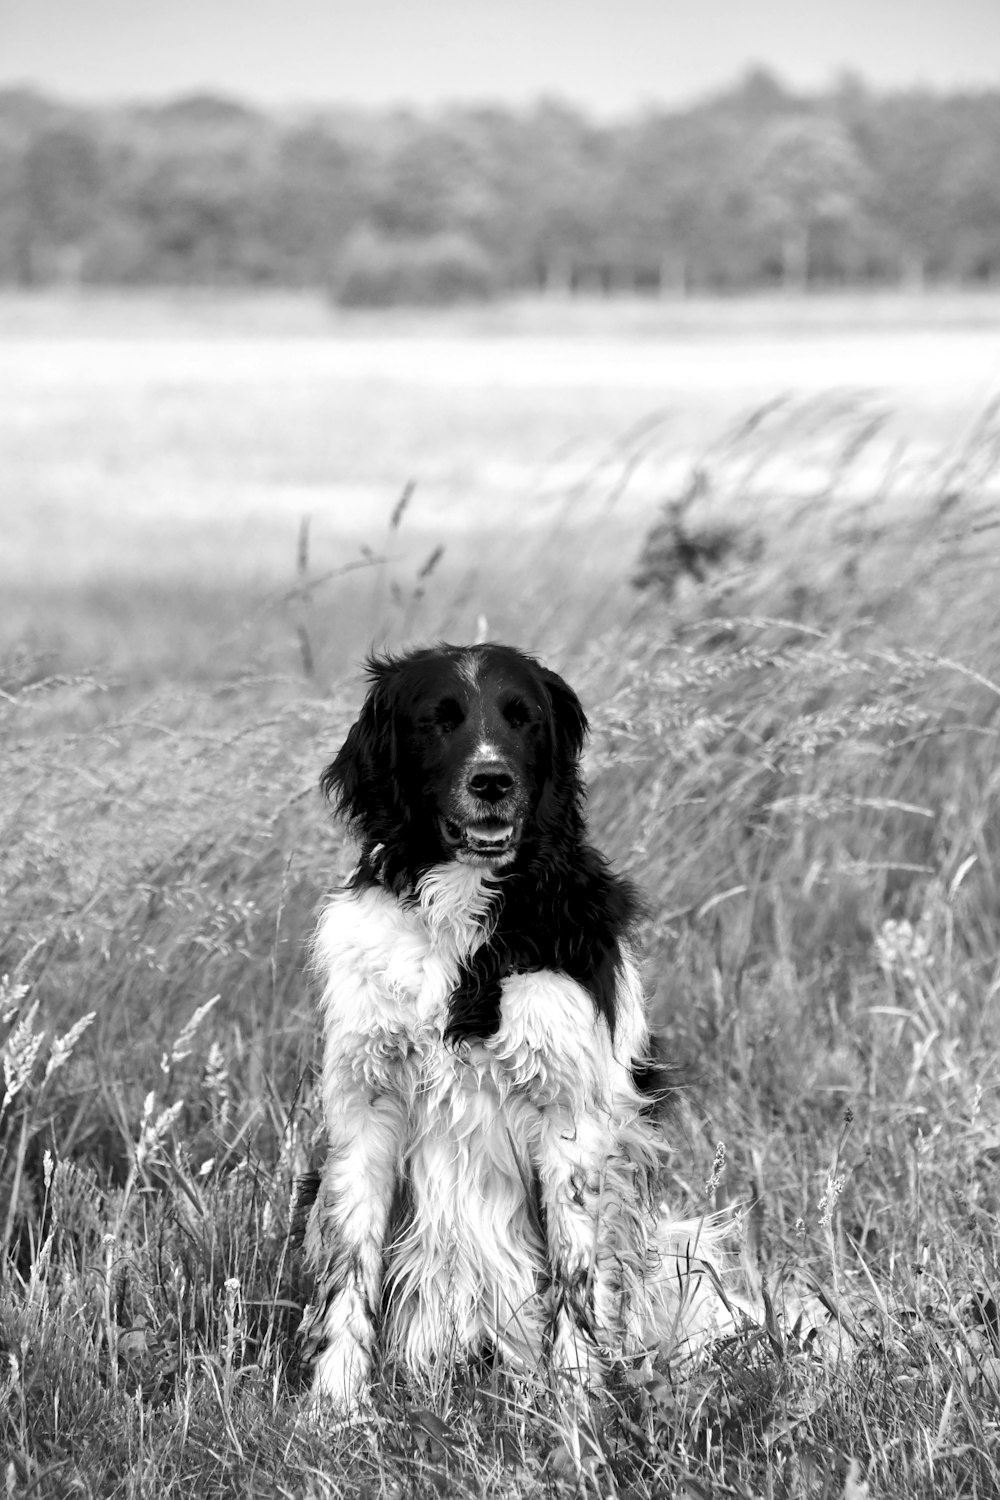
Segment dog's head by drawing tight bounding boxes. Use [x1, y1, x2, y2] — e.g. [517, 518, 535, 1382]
[322, 643, 588, 881]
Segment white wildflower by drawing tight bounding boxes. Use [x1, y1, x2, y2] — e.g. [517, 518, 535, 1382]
[876, 918, 932, 982]
[818, 1172, 846, 1230]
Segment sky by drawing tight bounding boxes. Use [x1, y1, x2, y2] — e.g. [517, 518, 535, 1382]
[3, 0, 999, 115]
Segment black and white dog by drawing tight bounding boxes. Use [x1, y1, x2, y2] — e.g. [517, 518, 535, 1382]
[300, 642, 737, 1409]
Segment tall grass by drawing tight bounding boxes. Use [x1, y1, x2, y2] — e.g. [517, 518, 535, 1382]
[2, 397, 1000, 1496]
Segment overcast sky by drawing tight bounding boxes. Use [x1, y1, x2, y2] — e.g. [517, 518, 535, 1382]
[4, 0, 999, 114]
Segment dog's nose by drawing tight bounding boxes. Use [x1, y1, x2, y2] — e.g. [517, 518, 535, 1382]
[467, 762, 514, 803]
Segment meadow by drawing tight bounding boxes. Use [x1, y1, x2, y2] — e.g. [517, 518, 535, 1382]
[2, 289, 1000, 1497]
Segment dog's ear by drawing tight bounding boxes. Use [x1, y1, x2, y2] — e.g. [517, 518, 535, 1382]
[539, 666, 588, 763]
[321, 656, 399, 828]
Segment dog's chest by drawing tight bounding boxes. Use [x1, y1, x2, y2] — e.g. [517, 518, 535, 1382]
[315, 867, 596, 1108]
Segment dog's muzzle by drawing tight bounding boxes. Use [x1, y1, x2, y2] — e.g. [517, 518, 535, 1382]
[440, 816, 522, 865]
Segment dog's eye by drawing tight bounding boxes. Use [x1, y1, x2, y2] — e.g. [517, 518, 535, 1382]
[502, 697, 532, 729]
[434, 697, 464, 732]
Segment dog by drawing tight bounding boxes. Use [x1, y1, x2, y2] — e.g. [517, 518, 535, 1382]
[299, 642, 740, 1410]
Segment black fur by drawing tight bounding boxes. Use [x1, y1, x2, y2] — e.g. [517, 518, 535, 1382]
[322, 643, 640, 1047]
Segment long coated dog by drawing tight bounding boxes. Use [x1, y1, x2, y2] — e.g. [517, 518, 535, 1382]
[299, 642, 739, 1409]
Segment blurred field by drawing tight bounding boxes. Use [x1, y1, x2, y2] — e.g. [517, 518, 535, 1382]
[3, 289, 1000, 1496]
[3, 287, 999, 680]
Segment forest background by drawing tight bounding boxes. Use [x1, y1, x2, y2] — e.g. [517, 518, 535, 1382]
[2, 68, 1000, 300]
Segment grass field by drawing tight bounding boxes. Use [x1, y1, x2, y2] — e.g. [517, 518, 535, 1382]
[4, 287, 999, 678]
[3, 289, 1000, 1497]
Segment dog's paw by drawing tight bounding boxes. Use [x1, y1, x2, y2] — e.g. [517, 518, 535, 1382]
[299, 1391, 382, 1444]
[551, 1310, 606, 1395]
[308, 1339, 373, 1418]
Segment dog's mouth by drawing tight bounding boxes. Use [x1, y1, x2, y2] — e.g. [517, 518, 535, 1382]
[440, 816, 521, 864]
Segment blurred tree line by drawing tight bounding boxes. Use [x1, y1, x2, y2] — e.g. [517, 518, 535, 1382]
[1, 69, 999, 303]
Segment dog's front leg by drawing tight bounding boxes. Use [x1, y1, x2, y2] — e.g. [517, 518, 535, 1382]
[302, 1089, 405, 1411]
[534, 1108, 621, 1387]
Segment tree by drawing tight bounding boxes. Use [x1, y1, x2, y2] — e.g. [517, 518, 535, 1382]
[942, 98, 1000, 281]
[849, 91, 956, 286]
[265, 122, 370, 283]
[0, 79, 999, 295]
[495, 103, 612, 291]
[369, 113, 499, 244]
[605, 112, 758, 292]
[753, 114, 869, 288]
[21, 121, 105, 279]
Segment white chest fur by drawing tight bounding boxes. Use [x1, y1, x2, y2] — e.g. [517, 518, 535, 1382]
[312, 862, 636, 1121]
[314, 863, 493, 1039]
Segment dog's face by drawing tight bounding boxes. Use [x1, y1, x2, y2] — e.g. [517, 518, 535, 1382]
[323, 644, 588, 874]
[400, 648, 555, 868]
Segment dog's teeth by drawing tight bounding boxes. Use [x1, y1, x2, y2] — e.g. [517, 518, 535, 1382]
[469, 825, 513, 844]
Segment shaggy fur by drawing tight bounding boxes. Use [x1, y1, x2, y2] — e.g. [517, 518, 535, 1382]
[300, 643, 738, 1409]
